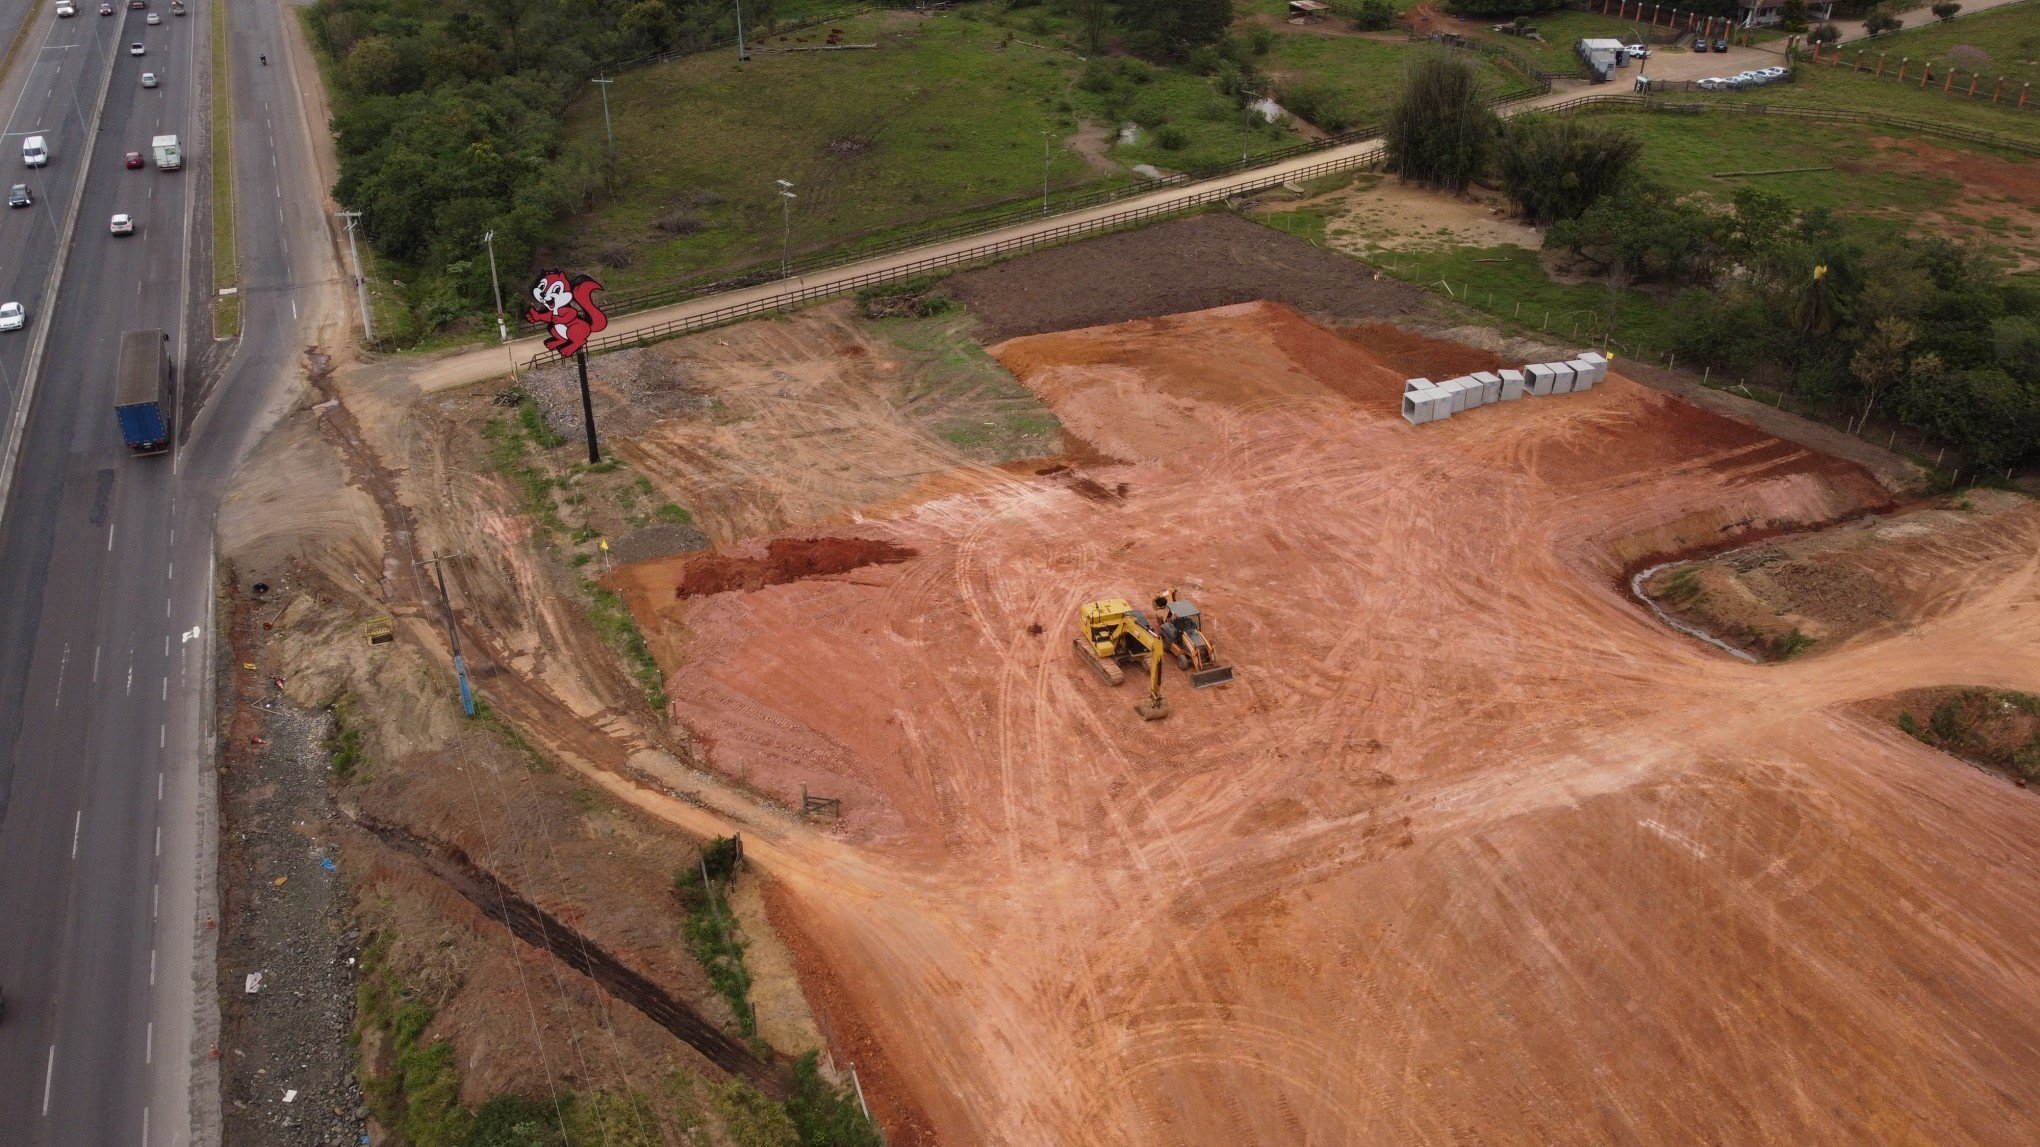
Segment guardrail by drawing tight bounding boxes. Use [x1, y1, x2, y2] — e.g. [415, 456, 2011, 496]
[535, 144, 1386, 367]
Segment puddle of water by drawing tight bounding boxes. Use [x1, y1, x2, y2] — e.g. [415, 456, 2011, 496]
[1629, 561, 1761, 664]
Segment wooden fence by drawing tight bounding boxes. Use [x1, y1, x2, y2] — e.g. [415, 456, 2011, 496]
[1806, 42, 2035, 110]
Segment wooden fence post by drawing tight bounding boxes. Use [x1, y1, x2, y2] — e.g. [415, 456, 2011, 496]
[1992, 77, 2003, 102]
[1944, 70, 1953, 92]
[1895, 57, 1905, 81]
[1876, 53, 1886, 76]
[1966, 75, 1977, 97]
[2022, 83, 2031, 109]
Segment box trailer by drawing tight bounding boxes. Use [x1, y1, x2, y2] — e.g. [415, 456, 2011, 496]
[114, 329, 173, 455]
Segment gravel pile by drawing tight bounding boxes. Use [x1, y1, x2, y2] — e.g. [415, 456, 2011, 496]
[521, 344, 709, 440]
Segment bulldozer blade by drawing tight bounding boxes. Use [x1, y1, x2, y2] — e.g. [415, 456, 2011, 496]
[1191, 664, 1236, 689]
[1135, 695, 1171, 721]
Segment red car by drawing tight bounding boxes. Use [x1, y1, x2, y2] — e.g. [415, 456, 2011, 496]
[125, 151, 144, 169]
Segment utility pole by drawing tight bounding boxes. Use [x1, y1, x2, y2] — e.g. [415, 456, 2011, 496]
[482, 230, 507, 343]
[337, 210, 374, 346]
[415, 551, 475, 717]
[735, 0, 749, 61]
[775, 179, 796, 278]
[590, 77, 615, 153]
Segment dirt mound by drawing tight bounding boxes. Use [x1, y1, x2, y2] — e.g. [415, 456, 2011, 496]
[1340, 320, 1513, 379]
[674, 537, 919, 599]
[1862, 686, 2040, 786]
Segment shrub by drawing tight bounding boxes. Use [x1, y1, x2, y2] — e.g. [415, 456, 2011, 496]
[1495, 115, 1641, 226]
[1155, 125, 1191, 150]
[1864, 8, 1902, 35]
[1249, 26, 1275, 54]
[1808, 21, 1842, 45]
[1348, 0, 1398, 31]
[1384, 55, 1497, 194]
[1931, 1, 1961, 21]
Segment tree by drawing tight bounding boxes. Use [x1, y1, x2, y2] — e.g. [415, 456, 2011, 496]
[345, 36, 403, 95]
[1545, 177, 1724, 286]
[1349, 0, 1397, 31]
[1863, 8, 1902, 35]
[1118, 0, 1234, 52]
[620, 1, 679, 56]
[1494, 115, 1640, 226]
[1777, 0, 1811, 33]
[1808, 21, 1842, 46]
[1931, 1, 1961, 21]
[1071, 0, 1111, 54]
[1384, 55, 1498, 194]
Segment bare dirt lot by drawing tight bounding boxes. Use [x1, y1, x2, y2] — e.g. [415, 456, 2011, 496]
[605, 300, 2040, 1144]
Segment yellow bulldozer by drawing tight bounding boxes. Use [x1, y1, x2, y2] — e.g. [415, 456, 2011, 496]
[1073, 592, 1234, 721]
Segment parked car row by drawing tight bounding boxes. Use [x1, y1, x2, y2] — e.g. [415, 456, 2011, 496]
[1697, 66, 1790, 91]
[1692, 34, 1731, 53]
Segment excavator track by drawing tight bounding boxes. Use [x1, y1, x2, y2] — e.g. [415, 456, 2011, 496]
[1074, 638, 1126, 686]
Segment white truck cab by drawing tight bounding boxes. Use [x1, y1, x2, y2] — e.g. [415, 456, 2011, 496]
[22, 136, 47, 168]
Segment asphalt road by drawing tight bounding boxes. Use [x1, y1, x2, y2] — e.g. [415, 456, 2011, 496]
[0, 0, 328, 1141]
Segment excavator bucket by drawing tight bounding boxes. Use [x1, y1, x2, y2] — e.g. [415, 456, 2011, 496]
[1135, 695, 1171, 721]
[1191, 664, 1235, 689]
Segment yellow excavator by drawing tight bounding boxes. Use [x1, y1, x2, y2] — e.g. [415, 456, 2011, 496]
[1074, 593, 1234, 721]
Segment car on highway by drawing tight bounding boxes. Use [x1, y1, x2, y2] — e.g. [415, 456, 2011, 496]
[130, 0, 147, 8]
[57, 2, 77, 16]
[8, 184, 30, 208]
[99, 3, 114, 13]
[142, 72, 158, 88]
[129, 42, 145, 55]
[146, 11, 160, 23]
[0, 302, 24, 332]
[110, 213, 135, 235]
[125, 150, 144, 168]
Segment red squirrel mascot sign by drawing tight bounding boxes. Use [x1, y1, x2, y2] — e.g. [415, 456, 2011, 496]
[525, 269, 608, 359]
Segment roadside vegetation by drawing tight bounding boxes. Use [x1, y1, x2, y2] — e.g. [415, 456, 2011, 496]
[1839, 1, 2040, 89]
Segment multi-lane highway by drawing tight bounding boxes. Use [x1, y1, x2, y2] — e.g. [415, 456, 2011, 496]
[0, 0, 334, 1141]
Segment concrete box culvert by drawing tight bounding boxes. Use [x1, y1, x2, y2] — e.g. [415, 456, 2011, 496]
[1402, 387, 1448, 424]
[1473, 371, 1501, 405]
[1549, 362, 1577, 394]
[1499, 369, 1526, 401]
[1526, 363, 1557, 396]
[1575, 351, 1608, 386]
[1404, 377, 1432, 396]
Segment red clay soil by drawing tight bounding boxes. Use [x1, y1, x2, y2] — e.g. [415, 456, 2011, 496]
[1338, 321, 1512, 380]
[673, 537, 918, 599]
[625, 301, 2040, 1144]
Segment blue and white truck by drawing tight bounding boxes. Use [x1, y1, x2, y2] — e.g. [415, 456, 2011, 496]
[115, 328, 172, 455]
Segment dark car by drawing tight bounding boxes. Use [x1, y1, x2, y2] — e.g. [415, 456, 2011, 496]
[125, 150, 144, 169]
[8, 185, 31, 209]
[1692, 34, 1709, 52]
[1715, 37, 1729, 52]
[99, 2, 113, 12]
[129, 0, 146, 8]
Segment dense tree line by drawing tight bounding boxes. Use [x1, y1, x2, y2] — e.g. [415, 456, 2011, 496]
[313, 0, 788, 331]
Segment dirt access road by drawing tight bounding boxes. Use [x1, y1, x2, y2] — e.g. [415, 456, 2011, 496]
[601, 301, 2040, 1144]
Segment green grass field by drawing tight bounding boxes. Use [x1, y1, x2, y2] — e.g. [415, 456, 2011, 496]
[1257, 32, 1518, 130]
[1726, 60, 2040, 139]
[1845, 3, 2040, 89]
[556, 8, 1114, 291]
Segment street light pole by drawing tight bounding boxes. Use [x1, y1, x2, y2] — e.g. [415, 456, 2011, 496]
[591, 77, 615, 153]
[336, 210, 374, 346]
[775, 179, 796, 278]
[482, 230, 507, 343]
[735, 0, 749, 61]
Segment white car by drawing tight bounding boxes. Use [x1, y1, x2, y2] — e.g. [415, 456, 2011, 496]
[141, 72, 157, 88]
[129, 42, 144, 56]
[146, 11, 160, 22]
[0, 302, 24, 332]
[110, 213, 134, 235]
[56, 3, 77, 16]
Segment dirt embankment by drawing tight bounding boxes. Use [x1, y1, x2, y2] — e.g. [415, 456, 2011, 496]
[1861, 686, 2040, 787]
[1641, 490, 2039, 660]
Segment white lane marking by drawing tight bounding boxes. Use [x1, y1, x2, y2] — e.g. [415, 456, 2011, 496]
[163, 635, 170, 657]
[291, 298, 297, 320]
[53, 643, 66, 709]
[160, 676, 166, 701]
[107, 518, 116, 551]
[159, 724, 166, 749]
[157, 771, 163, 800]
[152, 883, 158, 920]
[141, 1106, 148, 1146]
[154, 826, 161, 858]
[167, 561, 173, 581]
[93, 646, 100, 682]
[71, 811, 81, 858]
[144, 1022, 152, 1064]
[165, 595, 171, 618]
[42, 1045, 55, 1116]
[150, 949, 157, 986]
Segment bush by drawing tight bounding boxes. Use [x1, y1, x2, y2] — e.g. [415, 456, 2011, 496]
[1248, 26, 1275, 54]
[1863, 8, 1902, 34]
[1349, 0, 1398, 31]
[1384, 55, 1497, 194]
[1931, 1, 1961, 21]
[1808, 21, 1842, 45]
[1495, 116, 1640, 226]
[1155, 125, 1191, 150]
